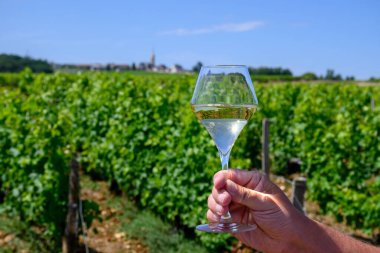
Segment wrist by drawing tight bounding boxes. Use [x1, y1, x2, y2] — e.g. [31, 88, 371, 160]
[283, 212, 340, 253]
[282, 210, 314, 253]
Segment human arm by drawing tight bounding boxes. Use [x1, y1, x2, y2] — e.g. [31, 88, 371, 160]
[293, 218, 380, 253]
[207, 169, 380, 253]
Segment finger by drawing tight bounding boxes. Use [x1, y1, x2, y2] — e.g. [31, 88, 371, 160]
[225, 180, 272, 211]
[212, 187, 231, 206]
[213, 169, 263, 190]
[208, 194, 229, 216]
[207, 209, 220, 223]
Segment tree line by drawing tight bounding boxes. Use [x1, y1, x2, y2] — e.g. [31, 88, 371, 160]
[0, 54, 53, 73]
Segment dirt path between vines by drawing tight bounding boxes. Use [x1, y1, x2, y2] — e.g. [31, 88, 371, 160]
[79, 176, 148, 253]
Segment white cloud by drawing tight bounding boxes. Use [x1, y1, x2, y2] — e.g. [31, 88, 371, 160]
[160, 21, 264, 36]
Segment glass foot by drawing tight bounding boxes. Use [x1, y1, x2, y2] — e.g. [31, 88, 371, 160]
[196, 222, 257, 233]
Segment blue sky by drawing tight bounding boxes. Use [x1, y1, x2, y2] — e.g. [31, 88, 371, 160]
[0, 0, 379, 79]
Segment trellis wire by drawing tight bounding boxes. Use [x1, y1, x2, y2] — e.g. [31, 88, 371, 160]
[79, 197, 89, 253]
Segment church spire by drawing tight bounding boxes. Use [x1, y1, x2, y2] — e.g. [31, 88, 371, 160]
[150, 49, 155, 67]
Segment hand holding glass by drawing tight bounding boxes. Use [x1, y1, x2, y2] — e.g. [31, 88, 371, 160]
[191, 65, 258, 233]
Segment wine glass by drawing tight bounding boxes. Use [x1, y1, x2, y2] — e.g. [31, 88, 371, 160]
[191, 65, 258, 233]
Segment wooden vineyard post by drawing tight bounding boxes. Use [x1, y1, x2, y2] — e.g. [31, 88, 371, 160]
[0, 181, 4, 203]
[262, 118, 270, 175]
[291, 177, 307, 214]
[63, 155, 80, 253]
[371, 98, 375, 111]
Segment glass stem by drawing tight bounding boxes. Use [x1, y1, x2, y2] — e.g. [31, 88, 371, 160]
[220, 150, 232, 222]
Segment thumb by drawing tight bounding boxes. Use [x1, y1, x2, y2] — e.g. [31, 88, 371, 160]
[226, 180, 272, 211]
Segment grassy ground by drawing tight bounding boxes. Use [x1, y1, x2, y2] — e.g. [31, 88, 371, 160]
[0, 214, 53, 253]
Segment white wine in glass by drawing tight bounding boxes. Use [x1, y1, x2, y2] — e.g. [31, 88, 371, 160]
[191, 66, 258, 233]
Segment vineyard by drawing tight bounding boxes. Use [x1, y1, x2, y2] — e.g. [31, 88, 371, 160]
[0, 70, 379, 251]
